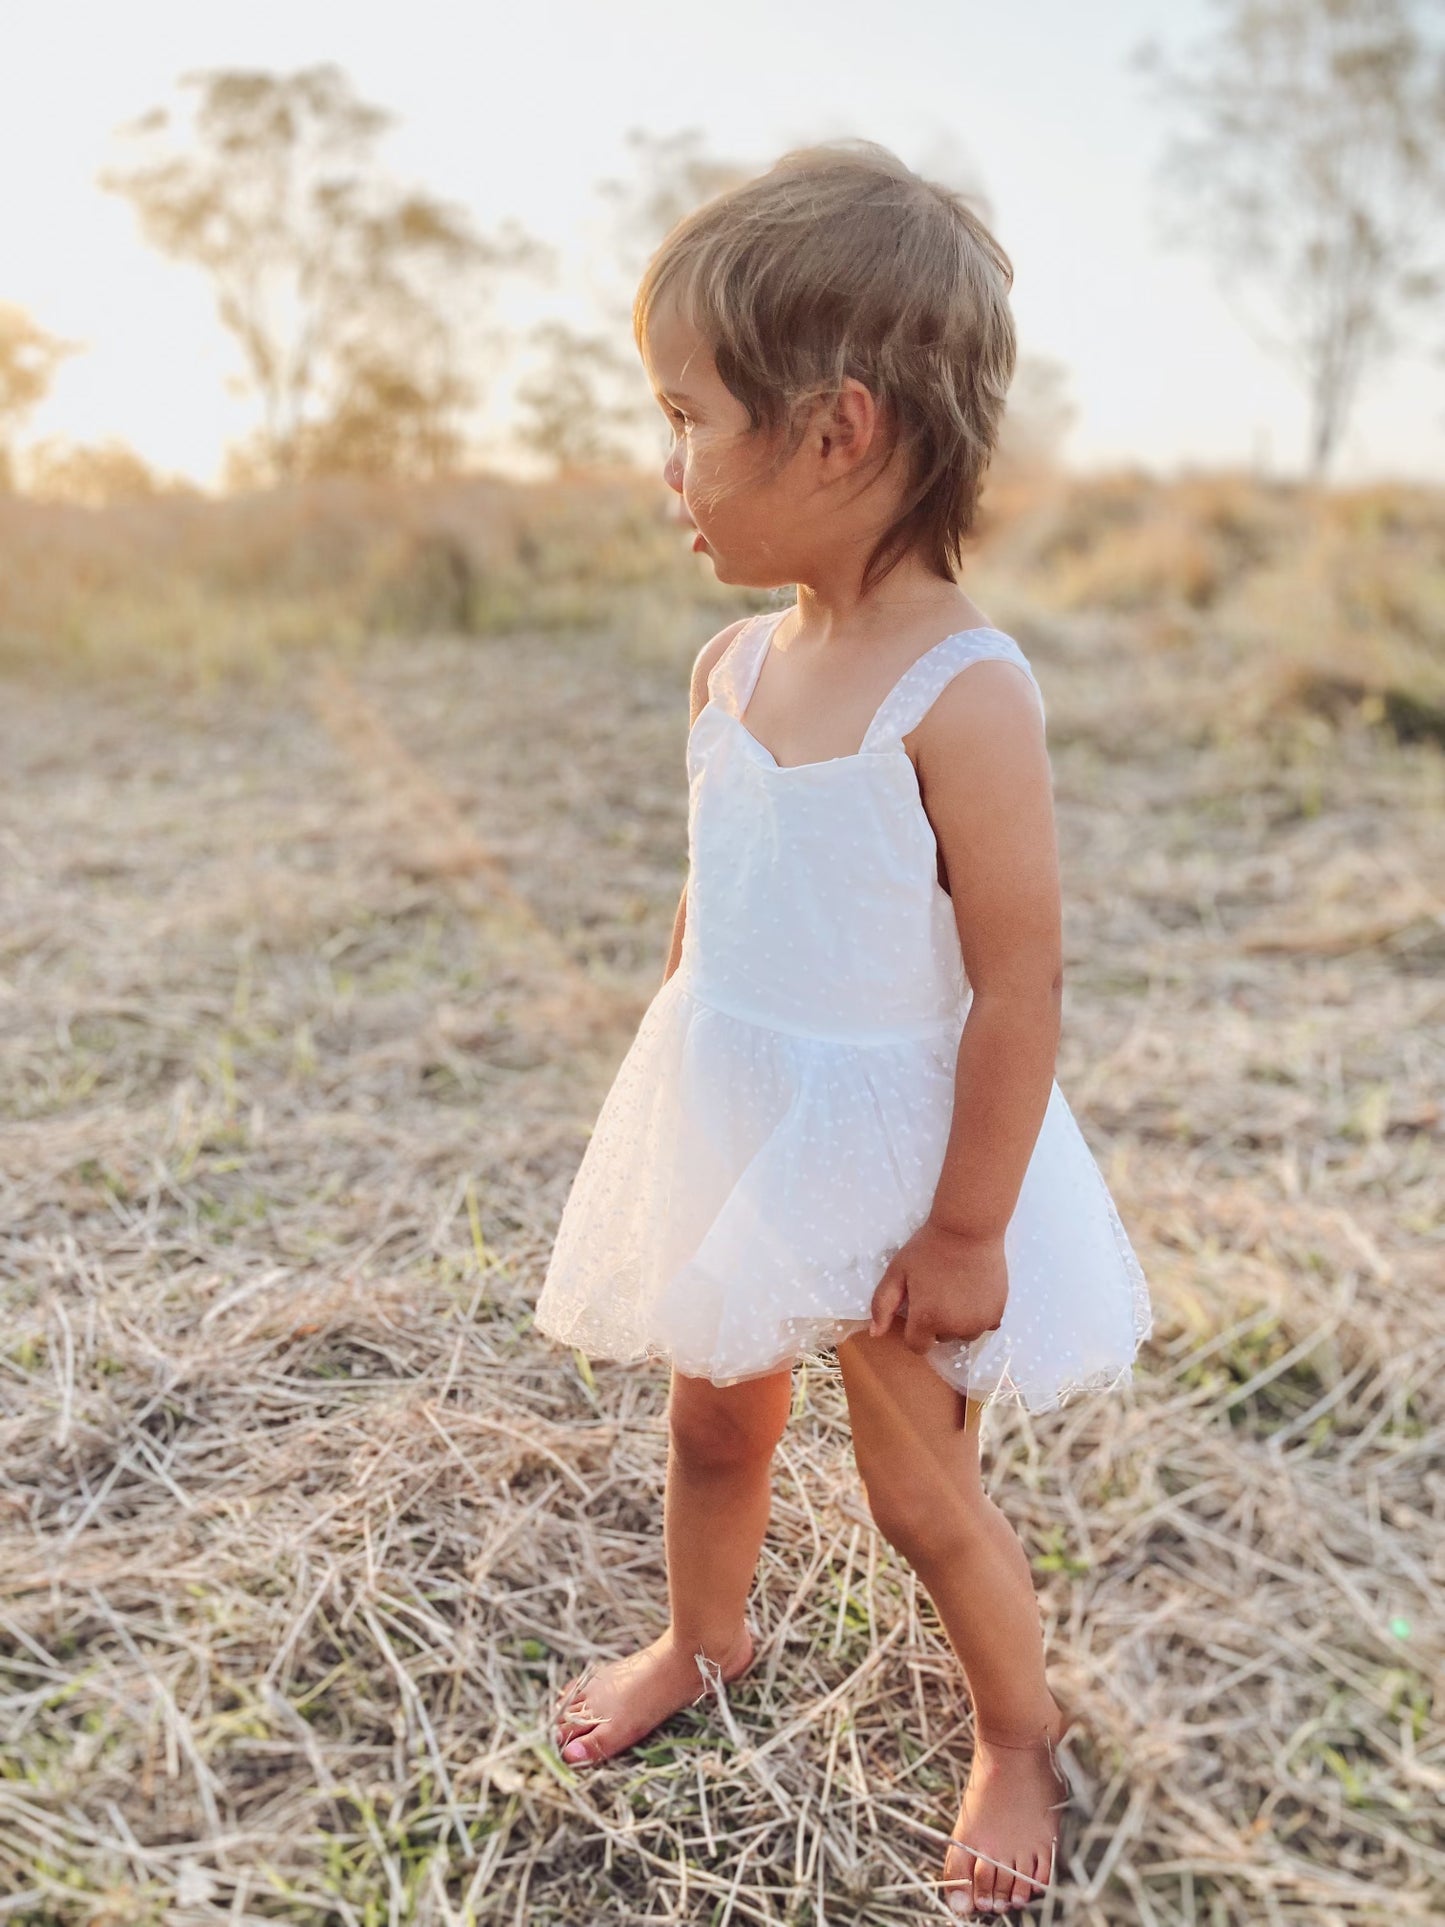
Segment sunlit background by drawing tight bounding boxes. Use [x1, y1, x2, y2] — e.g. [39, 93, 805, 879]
[4, 0, 1443, 489]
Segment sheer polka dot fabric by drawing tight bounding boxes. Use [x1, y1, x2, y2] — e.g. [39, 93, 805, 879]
[533, 611, 1152, 1409]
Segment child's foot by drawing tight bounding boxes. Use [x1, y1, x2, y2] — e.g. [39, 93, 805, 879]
[940, 1708, 1069, 1916]
[554, 1623, 755, 1766]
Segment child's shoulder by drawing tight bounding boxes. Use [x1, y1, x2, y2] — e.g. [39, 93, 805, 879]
[689, 615, 759, 721]
[919, 631, 1047, 734]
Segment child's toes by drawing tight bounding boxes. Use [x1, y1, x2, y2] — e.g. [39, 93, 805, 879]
[554, 1702, 592, 1748]
[969, 1858, 999, 1913]
[555, 1691, 606, 1759]
[560, 1729, 601, 1764]
[982, 1866, 1014, 1913]
[1006, 1855, 1043, 1908]
[941, 1845, 974, 1916]
[553, 1671, 594, 1739]
[558, 1701, 618, 1763]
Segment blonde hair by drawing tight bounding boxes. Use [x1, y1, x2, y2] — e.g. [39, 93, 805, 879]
[633, 138, 1017, 594]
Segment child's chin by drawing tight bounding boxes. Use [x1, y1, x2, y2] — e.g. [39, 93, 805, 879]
[704, 554, 771, 588]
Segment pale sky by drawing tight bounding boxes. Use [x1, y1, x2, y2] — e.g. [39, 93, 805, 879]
[4, 0, 1442, 488]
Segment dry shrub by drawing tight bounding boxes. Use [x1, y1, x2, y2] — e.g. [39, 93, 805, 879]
[976, 473, 1444, 746]
[0, 471, 734, 684]
[4, 464, 1442, 751]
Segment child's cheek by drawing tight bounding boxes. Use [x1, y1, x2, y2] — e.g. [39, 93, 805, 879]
[692, 436, 731, 500]
[683, 448, 708, 500]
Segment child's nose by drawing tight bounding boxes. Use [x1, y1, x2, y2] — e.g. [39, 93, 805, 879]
[663, 445, 684, 491]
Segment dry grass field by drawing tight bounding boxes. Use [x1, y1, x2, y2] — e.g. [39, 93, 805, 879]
[1, 473, 1442, 1923]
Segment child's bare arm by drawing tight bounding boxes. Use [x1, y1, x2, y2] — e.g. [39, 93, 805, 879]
[660, 617, 753, 985]
[870, 659, 1061, 1351]
[920, 659, 1062, 1239]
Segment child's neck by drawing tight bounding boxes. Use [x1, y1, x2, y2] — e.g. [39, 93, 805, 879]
[790, 567, 990, 652]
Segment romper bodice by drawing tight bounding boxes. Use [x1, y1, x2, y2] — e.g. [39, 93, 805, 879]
[675, 609, 1048, 1044]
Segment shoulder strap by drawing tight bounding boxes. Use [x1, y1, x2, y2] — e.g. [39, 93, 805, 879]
[860, 629, 1046, 751]
[706, 611, 782, 714]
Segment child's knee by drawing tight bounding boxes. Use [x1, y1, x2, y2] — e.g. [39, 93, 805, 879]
[668, 1375, 788, 1472]
[860, 1460, 989, 1567]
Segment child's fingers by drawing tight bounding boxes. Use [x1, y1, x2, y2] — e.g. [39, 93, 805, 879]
[901, 1298, 938, 1355]
[868, 1267, 907, 1336]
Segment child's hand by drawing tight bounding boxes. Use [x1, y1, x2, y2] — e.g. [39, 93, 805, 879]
[868, 1221, 1008, 1352]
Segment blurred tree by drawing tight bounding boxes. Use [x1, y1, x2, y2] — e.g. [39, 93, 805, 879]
[514, 321, 639, 473]
[102, 65, 545, 486]
[517, 130, 754, 477]
[596, 128, 754, 280]
[21, 436, 169, 505]
[1135, 0, 1445, 481]
[0, 305, 78, 491]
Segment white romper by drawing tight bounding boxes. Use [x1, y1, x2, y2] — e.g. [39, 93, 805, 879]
[533, 610, 1152, 1409]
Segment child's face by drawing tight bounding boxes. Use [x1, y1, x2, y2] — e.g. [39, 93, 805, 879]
[643, 299, 809, 587]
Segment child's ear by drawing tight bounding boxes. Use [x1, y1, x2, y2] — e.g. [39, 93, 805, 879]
[819, 378, 879, 466]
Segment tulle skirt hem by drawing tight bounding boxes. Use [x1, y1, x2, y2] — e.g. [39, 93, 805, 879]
[533, 973, 1152, 1412]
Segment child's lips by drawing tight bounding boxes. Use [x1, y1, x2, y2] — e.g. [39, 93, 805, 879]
[691, 529, 707, 551]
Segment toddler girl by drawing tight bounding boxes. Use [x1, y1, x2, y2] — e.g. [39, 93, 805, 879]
[533, 139, 1151, 1917]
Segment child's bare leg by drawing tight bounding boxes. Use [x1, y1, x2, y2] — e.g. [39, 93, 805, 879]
[557, 1362, 791, 1764]
[836, 1327, 1065, 1915]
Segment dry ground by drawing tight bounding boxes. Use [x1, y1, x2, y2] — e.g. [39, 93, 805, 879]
[1, 605, 1441, 1925]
